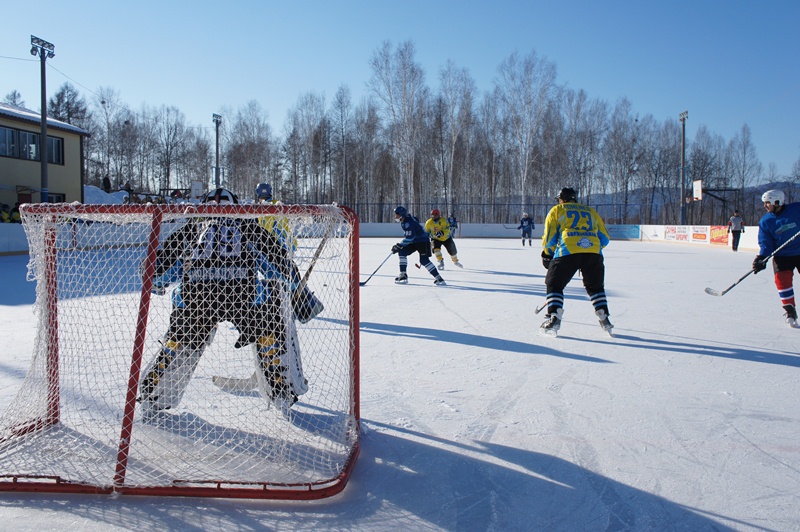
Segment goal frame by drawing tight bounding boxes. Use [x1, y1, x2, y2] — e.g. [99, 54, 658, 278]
[0, 202, 361, 500]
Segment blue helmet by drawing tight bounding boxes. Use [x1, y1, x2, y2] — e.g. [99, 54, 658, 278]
[255, 182, 273, 201]
[394, 205, 408, 219]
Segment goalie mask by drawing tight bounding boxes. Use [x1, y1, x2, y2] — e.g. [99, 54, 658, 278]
[203, 188, 239, 205]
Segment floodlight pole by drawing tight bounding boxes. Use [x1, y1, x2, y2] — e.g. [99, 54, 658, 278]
[213, 114, 222, 188]
[679, 110, 688, 225]
[31, 35, 55, 203]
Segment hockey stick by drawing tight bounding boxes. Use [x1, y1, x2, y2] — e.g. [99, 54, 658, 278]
[295, 221, 335, 295]
[535, 302, 547, 314]
[212, 370, 258, 392]
[705, 229, 800, 296]
[360, 253, 393, 286]
[503, 224, 519, 230]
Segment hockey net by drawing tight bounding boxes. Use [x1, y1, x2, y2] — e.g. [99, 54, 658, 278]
[0, 203, 360, 499]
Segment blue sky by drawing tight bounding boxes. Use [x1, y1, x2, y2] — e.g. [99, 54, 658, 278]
[2, 0, 798, 178]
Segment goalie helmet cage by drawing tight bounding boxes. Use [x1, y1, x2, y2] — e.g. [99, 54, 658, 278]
[0, 203, 360, 500]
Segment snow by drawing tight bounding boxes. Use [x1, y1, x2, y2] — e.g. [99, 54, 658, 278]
[83, 184, 128, 205]
[1, 236, 799, 531]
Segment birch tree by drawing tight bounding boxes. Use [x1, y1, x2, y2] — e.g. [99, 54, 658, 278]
[367, 40, 428, 204]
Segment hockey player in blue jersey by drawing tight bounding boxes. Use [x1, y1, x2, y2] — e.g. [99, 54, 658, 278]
[517, 213, 535, 246]
[447, 213, 459, 238]
[753, 189, 800, 327]
[391, 206, 446, 285]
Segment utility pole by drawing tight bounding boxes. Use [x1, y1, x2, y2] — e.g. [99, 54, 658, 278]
[30, 35, 55, 203]
[213, 114, 222, 188]
[679, 110, 688, 225]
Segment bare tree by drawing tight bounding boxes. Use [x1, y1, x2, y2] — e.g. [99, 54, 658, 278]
[494, 49, 557, 204]
[562, 89, 607, 204]
[225, 100, 274, 199]
[92, 87, 124, 187]
[602, 98, 640, 221]
[729, 123, 763, 192]
[367, 40, 428, 205]
[154, 105, 187, 193]
[438, 60, 476, 214]
[330, 84, 354, 205]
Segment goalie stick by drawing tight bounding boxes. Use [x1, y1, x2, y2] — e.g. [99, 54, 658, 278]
[705, 229, 800, 296]
[213, 221, 334, 393]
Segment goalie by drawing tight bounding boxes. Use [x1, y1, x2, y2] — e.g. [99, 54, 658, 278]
[138, 188, 318, 415]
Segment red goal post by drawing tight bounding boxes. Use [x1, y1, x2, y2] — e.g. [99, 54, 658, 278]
[0, 202, 360, 499]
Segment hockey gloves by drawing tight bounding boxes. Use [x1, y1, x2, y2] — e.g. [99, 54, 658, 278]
[541, 251, 552, 270]
[391, 243, 404, 254]
[752, 255, 767, 274]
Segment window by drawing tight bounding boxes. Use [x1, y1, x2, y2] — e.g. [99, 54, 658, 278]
[19, 131, 39, 161]
[0, 126, 64, 164]
[47, 136, 63, 164]
[0, 127, 17, 157]
[47, 193, 66, 203]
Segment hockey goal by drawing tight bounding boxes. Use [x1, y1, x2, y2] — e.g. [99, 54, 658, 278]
[0, 202, 360, 499]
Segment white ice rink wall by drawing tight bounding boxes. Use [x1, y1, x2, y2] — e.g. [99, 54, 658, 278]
[1, 222, 760, 254]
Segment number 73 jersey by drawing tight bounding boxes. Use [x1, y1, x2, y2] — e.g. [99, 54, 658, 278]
[541, 202, 610, 257]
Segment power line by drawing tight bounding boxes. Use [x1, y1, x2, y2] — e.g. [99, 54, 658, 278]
[1, 53, 213, 131]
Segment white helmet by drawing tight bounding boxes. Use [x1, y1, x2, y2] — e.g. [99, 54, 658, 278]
[762, 189, 785, 206]
[202, 188, 239, 204]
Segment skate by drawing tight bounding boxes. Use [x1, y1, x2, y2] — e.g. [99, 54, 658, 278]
[784, 305, 799, 328]
[395, 272, 408, 284]
[437, 260, 445, 270]
[453, 261, 463, 269]
[596, 309, 614, 336]
[433, 276, 446, 286]
[539, 309, 562, 337]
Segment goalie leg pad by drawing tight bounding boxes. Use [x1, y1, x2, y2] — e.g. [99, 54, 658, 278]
[255, 322, 307, 408]
[256, 334, 297, 413]
[139, 339, 204, 413]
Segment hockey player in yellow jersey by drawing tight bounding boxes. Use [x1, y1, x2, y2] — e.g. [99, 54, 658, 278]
[255, 182, 297, 252]
[425, 209, 463, 270]
[539, 187, 613, 337]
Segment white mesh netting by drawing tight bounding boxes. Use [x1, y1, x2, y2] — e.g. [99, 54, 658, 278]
[0, 203, 359, 498]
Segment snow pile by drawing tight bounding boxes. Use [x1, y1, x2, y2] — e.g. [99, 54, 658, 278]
[83, 185, 128, 205]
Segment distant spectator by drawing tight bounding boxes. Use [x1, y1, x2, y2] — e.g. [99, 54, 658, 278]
[447, 213, 459, 238]
[10, 202, 20, 223]
[0, 204, 9, 223]
[101, 176, 111, 193]
[727, 209, 745, 252]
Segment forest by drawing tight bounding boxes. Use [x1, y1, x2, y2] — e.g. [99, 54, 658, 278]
[6, 40, 798, 225]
